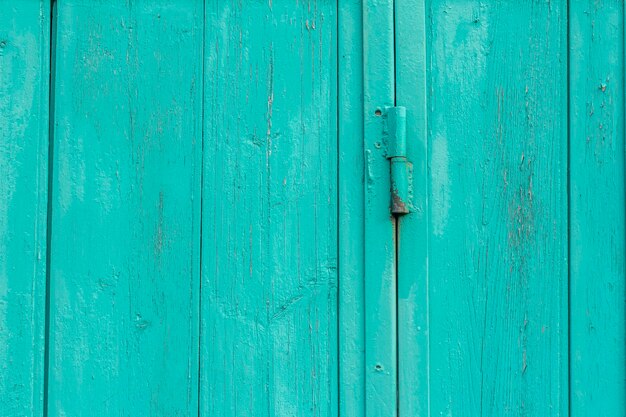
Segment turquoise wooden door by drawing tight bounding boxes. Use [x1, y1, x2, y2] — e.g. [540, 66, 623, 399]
[391, 1, 626, 416]
[1, 1, 625, 417]
[3, 0, 338, 415]
[338, 1, 626, 416]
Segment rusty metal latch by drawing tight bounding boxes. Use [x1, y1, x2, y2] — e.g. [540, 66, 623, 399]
[385, 106, 412, 215]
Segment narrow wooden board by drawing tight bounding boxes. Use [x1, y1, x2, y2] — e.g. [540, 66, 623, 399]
[200, 2, 338, 416]
[570, 1, 626, 415]
[417, 1, 569, 414]
[0, 1, 50, 415]
[395, 0, 430, 415]
[362, 1, 397, 416]
[47, 1, 203, 414]
[338, 1, 366, 416]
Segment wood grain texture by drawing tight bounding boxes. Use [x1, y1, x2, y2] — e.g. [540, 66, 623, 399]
[338, 1, 366, 416]
[47, 1, 202, 415]
[425, 1, 568, 415]
[200, 1, 338, 416]
[362, 1, 397, 416]
[3, 2, 625, 416]
[569, 1, 626, 415]
[0, 1, 49, 415]
[395, 0, 430, 415]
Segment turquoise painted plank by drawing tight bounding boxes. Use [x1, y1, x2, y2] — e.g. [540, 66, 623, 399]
[47, 1, 202, 415]
[338, 1, 365, 417]
[362, 1, 397, 416]
[425, 1, 568, 415]
[394, 0, 429, 415]
[200, 2, 338, 416]
[0, 1, 49, 415]
[569, 1, 626, 415]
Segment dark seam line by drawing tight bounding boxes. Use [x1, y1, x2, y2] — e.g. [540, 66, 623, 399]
[197, 1, 206, 416]
[392, 2, 400, 416]
[621, 6, 626, 413]
[336, 0, 341, 416]
[43, 1, 57, 416]
[360, 4, 367, 414]
[394, 222, 399, 417]
[566, 1, 572, 416]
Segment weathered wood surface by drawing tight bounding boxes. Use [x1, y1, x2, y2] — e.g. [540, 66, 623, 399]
[1, 2, 625, 416]
[362, 1, 398, 416]
[0, 1, 49, 416]
[47, 1, 203, 415]
[200, 1, 338, 416]
[338, 1, 366, 417]
[421, 1, 569, 415]
[395, 0, 429, 415]
[570, 1, 626, 415]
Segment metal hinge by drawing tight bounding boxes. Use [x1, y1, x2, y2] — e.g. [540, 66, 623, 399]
[385, 106, 412, 215]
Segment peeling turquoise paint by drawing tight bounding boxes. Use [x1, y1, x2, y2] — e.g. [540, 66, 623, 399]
[0, 1, 624, 416]
[0, 1, 49, 415]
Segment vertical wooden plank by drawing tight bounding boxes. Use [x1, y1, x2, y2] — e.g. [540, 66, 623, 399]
[200, 1, 338, 416]
[0, 1, 49, 415]
[394, 0, 429, 415]
[48, 1, 202, 415]
[569, 1, 626, 415]
[424, 1, 568, 415]
[362, 1, 397, 417]
[338, 1, 366, 416]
